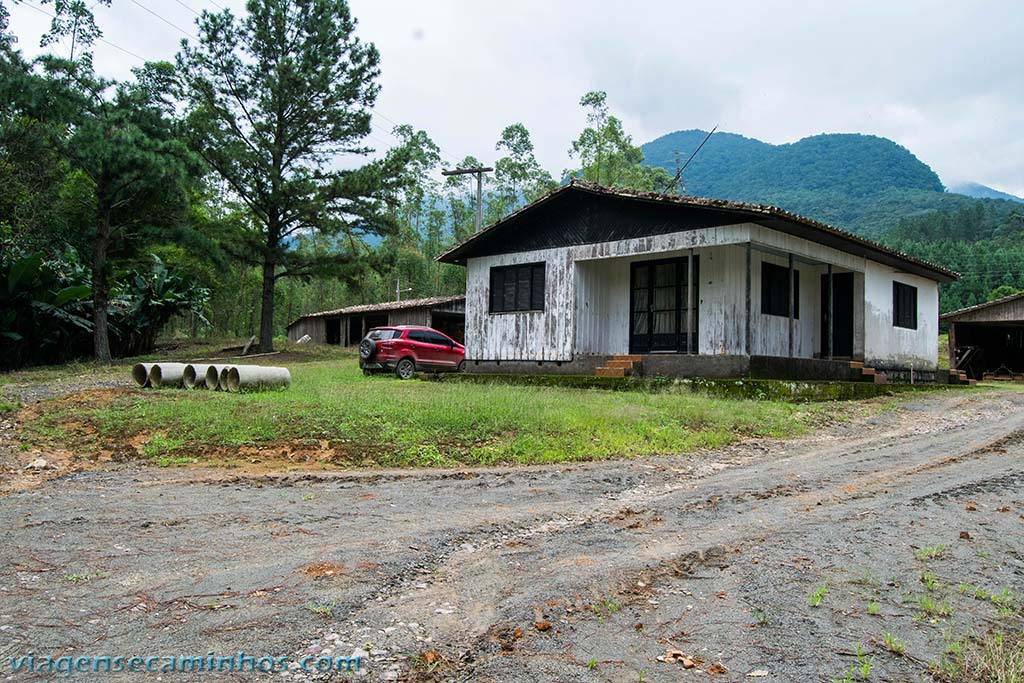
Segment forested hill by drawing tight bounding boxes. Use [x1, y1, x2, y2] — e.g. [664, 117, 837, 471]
[640, 130, 1017, 238]
[948, 181, 1024, 203]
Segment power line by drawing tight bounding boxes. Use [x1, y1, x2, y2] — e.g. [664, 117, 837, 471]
[662, 125, 717, 194]
[171, 0, 201, 18]
[116, 0, 465, 161]
[24, 0, 467, 162]
[20, 0, 150, 61]
[128, 0, 197, 39]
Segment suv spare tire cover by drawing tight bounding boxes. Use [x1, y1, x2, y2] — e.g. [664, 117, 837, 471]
[359, 338, 375, 359]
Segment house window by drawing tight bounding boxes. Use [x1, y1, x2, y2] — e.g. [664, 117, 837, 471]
[893, 281, 918, 329]
[761, 262, 799, 319]
[489, 262, 545, 313]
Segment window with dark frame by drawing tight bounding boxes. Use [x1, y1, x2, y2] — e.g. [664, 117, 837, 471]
[489, 263, 546, 313]
[760, 262, 799, 319]
[893, 281, 918, 329]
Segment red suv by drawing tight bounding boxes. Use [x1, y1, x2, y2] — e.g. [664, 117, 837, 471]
[359, 326, 465, 379]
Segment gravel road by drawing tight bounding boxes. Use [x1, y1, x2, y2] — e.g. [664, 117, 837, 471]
[1, 389, 1022, 682]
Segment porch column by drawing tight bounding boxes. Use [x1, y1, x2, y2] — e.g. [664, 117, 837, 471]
[787, 253, 795, 357]
[827, 264, 834, 360]
[745, 242, 752, 355]
[687, 248, 694, 355]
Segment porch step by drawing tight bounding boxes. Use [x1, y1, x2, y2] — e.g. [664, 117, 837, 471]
[859, 367, 875, 377]
[596, 355, 643, 378]
[873, 372, 888, 385]
[849, 361, 864, 369]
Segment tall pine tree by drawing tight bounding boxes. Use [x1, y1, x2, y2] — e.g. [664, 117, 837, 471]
[177, 0, 407, 351]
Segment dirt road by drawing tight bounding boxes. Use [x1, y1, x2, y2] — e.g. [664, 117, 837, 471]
[1, 389, 1022, 682]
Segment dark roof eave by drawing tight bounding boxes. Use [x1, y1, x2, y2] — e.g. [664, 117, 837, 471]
[436, 180, 959, 283]
[940, 291, 1024, 321]
[286, 295, 465, 329]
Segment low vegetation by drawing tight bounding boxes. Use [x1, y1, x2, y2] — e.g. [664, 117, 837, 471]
[932, 631, 1024, 682]
[17, 358, 847, 468]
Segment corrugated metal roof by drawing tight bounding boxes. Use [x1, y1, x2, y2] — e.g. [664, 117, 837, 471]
[436, 180, 958, 283]
[287, 295, 465, 328]
[940, 291, 1024, 321]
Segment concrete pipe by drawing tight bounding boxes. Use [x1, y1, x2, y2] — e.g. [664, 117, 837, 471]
[184, 364, 228, 389]
[148, 362, 189, 389]
[217, 366, 234, 392]
[132, 363, 155, 388]
[225, 365, 291, 392]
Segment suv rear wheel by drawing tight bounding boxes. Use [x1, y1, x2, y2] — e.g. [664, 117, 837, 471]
[395, 357, 415, 380]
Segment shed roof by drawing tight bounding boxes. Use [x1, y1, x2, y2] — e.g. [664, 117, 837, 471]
[940, 291, 1024, 322]
[436, 180, 958, 283]
[287, 295, 465, 329]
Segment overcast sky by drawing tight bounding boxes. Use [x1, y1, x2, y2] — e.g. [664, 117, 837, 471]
[9, 0, 1024, 195]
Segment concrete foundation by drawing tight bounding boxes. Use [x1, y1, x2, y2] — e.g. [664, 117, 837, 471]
[467, 354, 866, 381]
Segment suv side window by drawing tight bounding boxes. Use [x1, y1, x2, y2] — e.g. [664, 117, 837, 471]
[406, 330, 428, 343]
[424, 331, 449, 345]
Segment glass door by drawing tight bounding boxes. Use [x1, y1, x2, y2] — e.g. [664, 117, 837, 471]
[629, 257, 698, 354]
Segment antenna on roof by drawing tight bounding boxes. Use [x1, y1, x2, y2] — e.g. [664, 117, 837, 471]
[662, 126, 717, 194]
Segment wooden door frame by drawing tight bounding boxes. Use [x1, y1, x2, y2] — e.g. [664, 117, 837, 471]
[628, 256, 699, 355]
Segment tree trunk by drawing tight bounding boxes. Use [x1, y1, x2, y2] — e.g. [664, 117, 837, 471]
[92, 208, 112, 364]
[259, 257, 276, 353]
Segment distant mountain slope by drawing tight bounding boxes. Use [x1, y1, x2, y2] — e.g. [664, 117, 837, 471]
[948, 181, 1023, 203]
[639, 130, 1018, 237]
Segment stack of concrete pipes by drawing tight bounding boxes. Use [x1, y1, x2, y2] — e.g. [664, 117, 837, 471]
[131, 362, 291, 392]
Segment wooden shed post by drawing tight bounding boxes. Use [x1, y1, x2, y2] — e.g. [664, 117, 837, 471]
[948, 322, 957, 369]
[745, 242, 752, 355]
[788, 253, 795, 357]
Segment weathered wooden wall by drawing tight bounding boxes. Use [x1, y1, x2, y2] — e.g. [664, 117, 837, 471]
[864, 261, 940, 370]
[287, 317, 326, 343]
[388, 308, 432, 327]
[945, 296, 1024, 323]
[465, 220, 939, 369]
[465, 246, 575, 361]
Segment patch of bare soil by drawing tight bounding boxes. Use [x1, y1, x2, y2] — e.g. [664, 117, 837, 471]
[0, 387, 143, 494]
[0, 389, 1021, 682]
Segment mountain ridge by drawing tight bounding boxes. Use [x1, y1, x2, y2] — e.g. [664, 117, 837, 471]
[639, 130, 1018, 237]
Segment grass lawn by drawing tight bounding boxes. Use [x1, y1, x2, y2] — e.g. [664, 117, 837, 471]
[17, 357, 857, 468]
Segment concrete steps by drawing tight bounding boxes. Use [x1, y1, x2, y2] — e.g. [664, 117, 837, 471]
[596, 355, 643, 378]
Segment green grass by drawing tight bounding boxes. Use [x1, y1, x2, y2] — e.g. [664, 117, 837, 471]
[914, 544, 947, 561]
[19, 359, 842, 468]
[932, 631, 1024, 682]
[916, 594, 951, 617]
[882, 631, 906, 654]
[809, 584, 828, 607]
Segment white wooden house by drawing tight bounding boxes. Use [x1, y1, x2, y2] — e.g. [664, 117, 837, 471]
[437, 181, 957, 382]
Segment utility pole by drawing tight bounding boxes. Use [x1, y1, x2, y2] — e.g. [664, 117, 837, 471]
[442, 166, 493, 233]
[395, 274, 412, 302]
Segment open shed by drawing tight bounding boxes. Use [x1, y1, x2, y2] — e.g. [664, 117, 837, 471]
[941, 292, 1024, 380]
[286, 295, 466, 346]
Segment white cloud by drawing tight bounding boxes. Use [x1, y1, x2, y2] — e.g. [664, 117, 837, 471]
[8, 0, 1023, 196]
